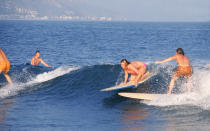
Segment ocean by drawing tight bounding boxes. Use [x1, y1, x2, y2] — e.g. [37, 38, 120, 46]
[0, 20, 210, 131]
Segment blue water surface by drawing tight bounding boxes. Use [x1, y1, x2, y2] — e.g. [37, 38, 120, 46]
[0, 20, 210, 131]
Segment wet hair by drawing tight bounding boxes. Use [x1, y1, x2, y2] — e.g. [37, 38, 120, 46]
[176, 48, 184, 55]
[36, 50, 40, 54]
[120, 59, 130, 64]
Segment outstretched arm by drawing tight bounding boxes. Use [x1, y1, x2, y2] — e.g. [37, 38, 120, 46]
[40, 59, 51, 68]
[155, 55, 176, 64]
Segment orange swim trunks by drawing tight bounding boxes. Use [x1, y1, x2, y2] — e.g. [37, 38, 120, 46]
[0, 61, 10, 73]
[175, 66, 192, 78]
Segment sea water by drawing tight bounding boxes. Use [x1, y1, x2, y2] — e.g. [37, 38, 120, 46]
[0, 20, 210, 131]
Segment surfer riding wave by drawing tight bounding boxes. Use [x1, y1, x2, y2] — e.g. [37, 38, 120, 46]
[120, 59, 149, 87]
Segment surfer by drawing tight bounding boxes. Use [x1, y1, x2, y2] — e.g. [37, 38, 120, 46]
[0, 48, 12, 84]
[155, 48, 192, 94]
[120, 59, 149, 86]
[31, 51, 51, 67]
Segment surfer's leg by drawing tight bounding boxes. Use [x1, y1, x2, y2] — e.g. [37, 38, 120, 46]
[3, 61, 12, 84]
[3, 72, 12, 84]
[0, 68, 12, 84]
[183, 66, 192, 93]
[141, 72, 150, 81]
[129, 75, 136, 84]
[186, 77, 192, 93]
[137, 66, 147, 82]
[168, 74, 178, 94]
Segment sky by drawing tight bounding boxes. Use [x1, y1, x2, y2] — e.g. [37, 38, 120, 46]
[83, 0, 210, 21]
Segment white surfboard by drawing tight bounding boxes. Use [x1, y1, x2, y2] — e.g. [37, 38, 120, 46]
[118, 92, 168, 100]
[101, 72, 155, 92]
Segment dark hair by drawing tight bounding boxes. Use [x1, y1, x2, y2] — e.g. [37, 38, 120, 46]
[36, 50, 40, 54]
[120, 59, 130, 64]
[176, 48, 184, 55]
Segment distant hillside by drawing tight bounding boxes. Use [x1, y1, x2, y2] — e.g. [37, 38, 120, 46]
[0, 0, 119, 21]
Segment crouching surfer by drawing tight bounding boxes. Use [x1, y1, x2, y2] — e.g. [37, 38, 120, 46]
[120, 59, 149, 87]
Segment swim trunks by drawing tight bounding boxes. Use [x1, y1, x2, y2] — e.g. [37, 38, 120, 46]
[0, 61, 10, 73]
[175, 66, 192, 78]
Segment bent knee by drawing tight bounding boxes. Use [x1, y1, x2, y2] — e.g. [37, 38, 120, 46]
[3, 70, 9, 75]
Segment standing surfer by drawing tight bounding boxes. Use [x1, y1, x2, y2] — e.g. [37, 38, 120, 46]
[155, 48, 192, 94]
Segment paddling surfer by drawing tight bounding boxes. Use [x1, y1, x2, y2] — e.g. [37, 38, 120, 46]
[155, 48, 192, 94]
[31, 51, 51, 67]
[120, 59, 149, 86]
[0, 48, 12, 84]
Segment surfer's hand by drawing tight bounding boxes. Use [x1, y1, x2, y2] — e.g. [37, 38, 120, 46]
[155, 61, 161, 64]
[120, 83, 126, 86]
[134, 81, 138, 87]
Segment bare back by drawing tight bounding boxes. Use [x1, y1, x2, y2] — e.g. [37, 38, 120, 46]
[176, 54, 191, 66]
[0, 49, 9, 62]
[130, 61, 145, 69]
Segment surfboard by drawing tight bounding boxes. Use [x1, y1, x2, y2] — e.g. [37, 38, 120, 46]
[101, 72, 155, 92]
[118, 92, 166, 100]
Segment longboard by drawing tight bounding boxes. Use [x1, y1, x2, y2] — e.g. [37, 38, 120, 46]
[118, 92, 166, 100]
[101, 72, 155, 92]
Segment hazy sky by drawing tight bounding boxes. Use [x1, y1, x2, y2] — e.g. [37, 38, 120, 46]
[82, 0, 210, 21]
[1, 0, 210, 21]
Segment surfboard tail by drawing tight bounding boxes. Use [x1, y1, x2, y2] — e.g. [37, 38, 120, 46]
[118, 92, 163, 100]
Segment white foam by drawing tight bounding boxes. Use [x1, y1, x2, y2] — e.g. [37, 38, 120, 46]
[144, 67, 210, 110]
[0, 66, 79, 99]
[30, 66, 79, 83]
